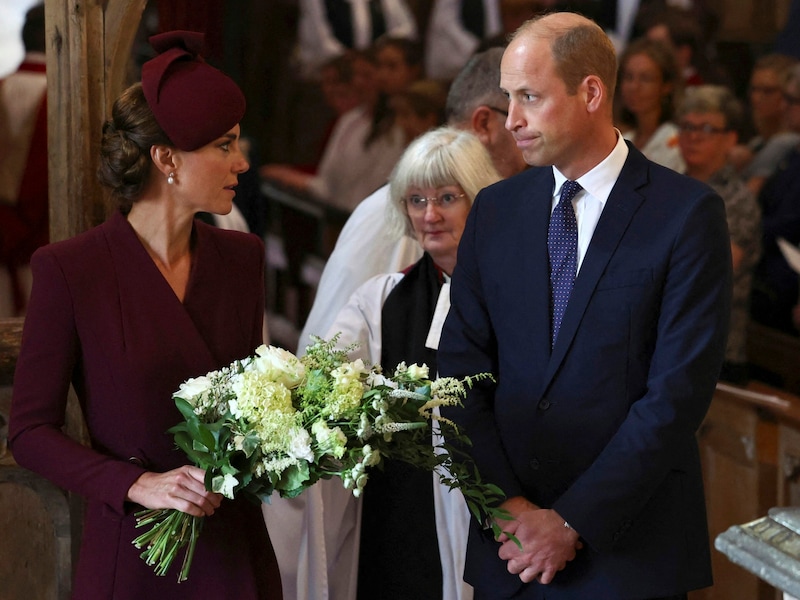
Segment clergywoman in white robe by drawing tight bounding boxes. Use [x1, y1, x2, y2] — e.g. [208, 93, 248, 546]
[325, 126, 502, 600]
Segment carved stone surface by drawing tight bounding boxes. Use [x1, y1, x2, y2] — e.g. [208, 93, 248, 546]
[716, 507, 800, 596]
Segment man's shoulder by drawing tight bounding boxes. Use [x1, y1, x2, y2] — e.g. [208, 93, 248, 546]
[623, 148, 714, 200]
[480, 166, 552, 198]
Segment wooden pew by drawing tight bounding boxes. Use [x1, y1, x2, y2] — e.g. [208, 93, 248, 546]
[746, 321, 800, 396]
[260, 179, 350, 350]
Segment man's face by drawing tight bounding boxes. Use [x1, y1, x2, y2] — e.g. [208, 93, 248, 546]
[500, 35, 588, 173]
[749, 68, 786, 128]
[483, 103, 529, 178]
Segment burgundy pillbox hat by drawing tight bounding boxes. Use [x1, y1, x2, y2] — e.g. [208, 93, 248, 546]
[141, 30, 246, 151]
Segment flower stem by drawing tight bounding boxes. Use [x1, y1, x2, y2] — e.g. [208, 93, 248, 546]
[133, 508, 197, 581]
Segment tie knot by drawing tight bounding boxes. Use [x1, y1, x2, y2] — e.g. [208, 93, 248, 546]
[559, 180, 582, 205]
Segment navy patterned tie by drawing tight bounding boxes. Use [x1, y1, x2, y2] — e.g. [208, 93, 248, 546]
[548, 180, 582, 347]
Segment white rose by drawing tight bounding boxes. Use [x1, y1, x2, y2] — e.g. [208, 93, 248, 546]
[175, 376, 213, 405]
[287, 427, 315, 462]
[252, 344, 306, 388]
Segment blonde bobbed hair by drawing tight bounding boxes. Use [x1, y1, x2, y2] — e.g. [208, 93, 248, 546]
[385, 126, 502, 238]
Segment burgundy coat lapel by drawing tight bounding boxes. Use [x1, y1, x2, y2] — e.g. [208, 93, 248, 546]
[102, 212, 218, 376]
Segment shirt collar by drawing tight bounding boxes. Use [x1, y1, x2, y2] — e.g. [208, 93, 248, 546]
[552, 129, 629, 205]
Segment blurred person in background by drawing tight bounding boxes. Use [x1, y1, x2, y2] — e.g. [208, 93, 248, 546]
[729, 53, 800, 196]
[425, 0, 503, 81]
[0, 3, 47, 317]
[618, 36, 686, 172]
[751, 63, 800, 336]
[677, 85, 761, 384]
[265, 47, 527, 600]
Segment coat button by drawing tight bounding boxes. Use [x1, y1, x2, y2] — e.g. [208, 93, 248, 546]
[529, 458, 540, 470]
[538, 399, 551, 410]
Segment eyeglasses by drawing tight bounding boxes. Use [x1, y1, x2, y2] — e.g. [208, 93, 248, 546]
[677, 122, 729, 137]
[402, 192, 467, 213]
[487, 106, 508, 117]
[784, 92, 800, 106]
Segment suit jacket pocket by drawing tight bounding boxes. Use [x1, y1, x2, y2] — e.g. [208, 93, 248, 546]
[595, 268, 653, 291]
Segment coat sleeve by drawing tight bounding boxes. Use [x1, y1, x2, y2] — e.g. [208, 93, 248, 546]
[8, 248, 146, 515]
[438, 196, 526, 501]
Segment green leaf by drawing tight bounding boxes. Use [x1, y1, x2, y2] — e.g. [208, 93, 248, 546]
[277, 461, 310, 492]
[242, 432, 260, 458]
[174, 397, 198, 422]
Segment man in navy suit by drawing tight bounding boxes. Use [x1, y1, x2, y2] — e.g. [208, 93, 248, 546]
[438, 12, 732, 600]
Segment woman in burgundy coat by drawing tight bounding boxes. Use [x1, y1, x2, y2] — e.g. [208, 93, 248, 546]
[8, 31, 282, 599]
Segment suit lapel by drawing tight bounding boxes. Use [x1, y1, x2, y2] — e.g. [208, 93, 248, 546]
[517, 169, 555, 363]
[542, 149, 649, 389]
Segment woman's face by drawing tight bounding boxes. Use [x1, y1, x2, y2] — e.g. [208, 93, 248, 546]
[677, 110, 735, 175]
[620, 53, 672, 119]
[172, 124, 249, 215]
[404, 183, 471, 274]
[376, 45, 418, 96]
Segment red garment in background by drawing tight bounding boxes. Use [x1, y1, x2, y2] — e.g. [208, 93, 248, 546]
[0, 59, 49, 314]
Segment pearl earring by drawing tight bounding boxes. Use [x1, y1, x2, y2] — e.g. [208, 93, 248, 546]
[167, 172, 175, 185]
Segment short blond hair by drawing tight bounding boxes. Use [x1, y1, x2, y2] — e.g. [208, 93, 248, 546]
[512, 13, 618, 98]
[386, 127, 502, 238]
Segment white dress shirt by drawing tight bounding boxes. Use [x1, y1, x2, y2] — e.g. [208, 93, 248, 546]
[552, 130, 629, 272]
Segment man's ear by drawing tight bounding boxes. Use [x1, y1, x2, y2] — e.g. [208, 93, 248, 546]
[470, 106, 494, 144]
[150, 144, 177, 178]
[583, 75, 608, 115]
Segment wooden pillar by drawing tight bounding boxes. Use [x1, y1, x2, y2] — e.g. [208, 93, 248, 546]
[45, 0, 148, 243]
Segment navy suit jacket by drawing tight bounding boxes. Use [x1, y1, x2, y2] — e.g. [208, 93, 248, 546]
[438, 144, 732, 599]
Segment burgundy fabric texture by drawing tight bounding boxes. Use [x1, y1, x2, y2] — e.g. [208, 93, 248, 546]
[141, 30, 245, 151]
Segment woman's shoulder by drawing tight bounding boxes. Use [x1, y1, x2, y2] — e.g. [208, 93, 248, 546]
[196, 219, 264, 254]
[31, 217, 112, 266]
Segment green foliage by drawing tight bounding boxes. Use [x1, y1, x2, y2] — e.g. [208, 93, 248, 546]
[134, 336, 517, 581]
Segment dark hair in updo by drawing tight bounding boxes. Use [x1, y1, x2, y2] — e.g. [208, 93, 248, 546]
[97, 83, 172, 213]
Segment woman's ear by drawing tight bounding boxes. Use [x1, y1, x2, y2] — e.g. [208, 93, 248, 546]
[150, 144, 177, 178]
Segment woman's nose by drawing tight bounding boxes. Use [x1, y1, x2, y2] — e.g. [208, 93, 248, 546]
[424, 202, 443, 220]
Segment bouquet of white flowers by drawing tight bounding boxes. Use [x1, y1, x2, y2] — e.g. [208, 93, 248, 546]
[133, 335, 508, 582]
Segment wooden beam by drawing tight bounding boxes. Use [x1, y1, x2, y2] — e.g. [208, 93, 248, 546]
[45, 0, 147, 243]
[45, 0, 107, 243]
